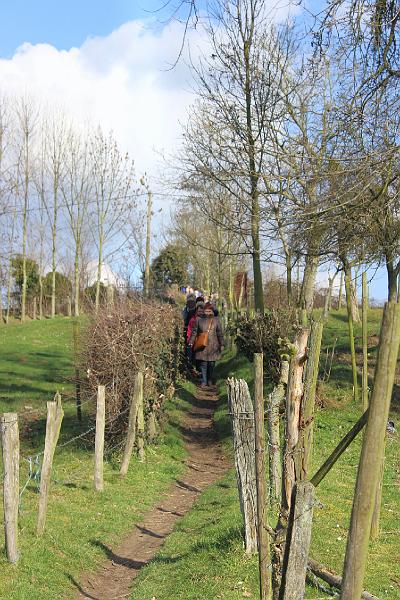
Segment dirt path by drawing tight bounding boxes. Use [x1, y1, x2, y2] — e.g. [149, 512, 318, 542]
[71, 385, 231, 600]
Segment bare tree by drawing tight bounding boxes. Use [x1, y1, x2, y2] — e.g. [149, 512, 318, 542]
[61, 129, 91, 317]
[90, 128, 135, 311]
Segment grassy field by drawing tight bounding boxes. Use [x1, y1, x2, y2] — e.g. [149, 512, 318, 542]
[0, 316, 193, 600]
[131, 308, 400, 600]
[0, 310, 399, 599]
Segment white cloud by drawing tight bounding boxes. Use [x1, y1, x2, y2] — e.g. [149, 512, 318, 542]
[0, 19, 207, 179]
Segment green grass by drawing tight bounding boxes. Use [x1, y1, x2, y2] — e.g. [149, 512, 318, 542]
[0, 317, 198, 600]
[0, 316, 77, 413]
[131, 309, 400, 600]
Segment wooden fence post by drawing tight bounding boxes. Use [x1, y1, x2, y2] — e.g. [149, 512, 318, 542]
[94, 385, 106, 491]
[0, 413, 19, 563]
[136, 379, 145, 462]
[341, 301, 400, 599]
[120, 372, 143, 477]
[227, 377, 258, 554]
[267, 360, 288, 509]
[282, 482, 315, 600]
[362, 271, 369, 410]
[37, 393, 64, 535]
[254, 354, 271, 600]
[283, 327, 309, 516]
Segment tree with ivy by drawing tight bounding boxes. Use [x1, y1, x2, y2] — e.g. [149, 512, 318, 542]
[151, 244, 188, 290]
[11, 255, 39, 312]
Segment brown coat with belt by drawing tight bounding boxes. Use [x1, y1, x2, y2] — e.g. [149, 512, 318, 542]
[188, 315, 224, 361]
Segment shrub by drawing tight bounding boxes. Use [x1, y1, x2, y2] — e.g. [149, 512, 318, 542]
[77, 298, 183, 443]
[231, 309, 297, 383]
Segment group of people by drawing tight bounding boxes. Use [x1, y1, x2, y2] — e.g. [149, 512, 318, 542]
[182, 292, 224, 389]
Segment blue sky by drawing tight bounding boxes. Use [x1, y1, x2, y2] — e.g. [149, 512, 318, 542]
[0, 0, 391, 301]
[0, 0, 168, 57]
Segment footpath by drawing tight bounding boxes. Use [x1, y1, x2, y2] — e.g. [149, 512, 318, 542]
[73, 385, 230, 600]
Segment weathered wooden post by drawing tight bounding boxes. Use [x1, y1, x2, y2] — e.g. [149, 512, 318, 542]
[120, 372, 143, 477]
[94, 385, 106, 491]
[136, 380, 145, 462]
[0, 413, 19, 563]
[37, 393, 64, 535]
[227, 377, 258, 554]
[254, 354, 271, 600]
[362, 271, 369, 410]
[341, 301, 400, 599]
[283, 327, 309, 515]
[282, 482, 315, 600]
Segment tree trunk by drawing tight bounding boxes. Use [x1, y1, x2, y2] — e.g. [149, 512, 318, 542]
[95, 230, 104, 312]
[144, 190, 152, 297]
[74, 246, 80, 317]
[51, 186, 58, 318]
[350, 275, 361, 323]
[299, 254, 319, 315]
[295, 320, 323, 482]
[386, 258, 398, 301]
[344, 266, 359, 402]
[21, 198, 28, 323]
[338, 270, 344, 310]
[362, 271, 369, 410]
[286, 255, 292, 306]
[6, 255, 13, 324]
[341, 302, 400, 599]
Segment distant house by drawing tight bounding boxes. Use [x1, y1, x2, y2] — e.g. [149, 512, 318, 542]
[84, 261, 125, 289]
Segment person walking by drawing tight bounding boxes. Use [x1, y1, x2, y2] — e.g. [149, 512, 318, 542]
[188, 302, 224, 388]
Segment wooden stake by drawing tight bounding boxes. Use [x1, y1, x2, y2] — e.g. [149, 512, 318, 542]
[227, 377, 258, 554]
[37, 393, 64, 535]
[136, 379, 145, 462]
[282, 482, 315, 600]
[254, 354, 271, 600]
[94, 385, 106, 491]
[308, 558, 379, 600]
[341, 301, 400, 599]
[120, 372, 142, 477]
[0, 413, 19, 563]
[362, 271, 369, 410]
[310, 410, 368, 487]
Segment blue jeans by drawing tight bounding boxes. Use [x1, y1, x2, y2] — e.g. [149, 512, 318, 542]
[199, 361, 215, 385]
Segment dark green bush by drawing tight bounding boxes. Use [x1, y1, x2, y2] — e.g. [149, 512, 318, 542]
[231, 309, 297, 383]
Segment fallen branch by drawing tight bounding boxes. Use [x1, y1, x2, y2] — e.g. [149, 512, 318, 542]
[307, 558, 380, 600]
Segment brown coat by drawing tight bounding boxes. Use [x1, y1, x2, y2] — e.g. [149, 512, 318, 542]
[189, 315, 224, 361]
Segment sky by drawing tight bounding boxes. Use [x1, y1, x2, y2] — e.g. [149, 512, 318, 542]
[0, 0, 390, 301]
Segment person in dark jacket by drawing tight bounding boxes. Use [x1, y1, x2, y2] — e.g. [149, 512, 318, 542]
[188, 302, 224, 388]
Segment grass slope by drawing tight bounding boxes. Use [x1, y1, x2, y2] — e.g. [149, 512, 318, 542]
[131, 309, 400, 600]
